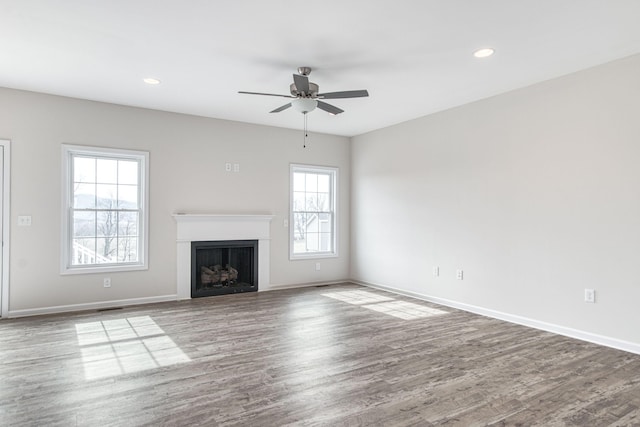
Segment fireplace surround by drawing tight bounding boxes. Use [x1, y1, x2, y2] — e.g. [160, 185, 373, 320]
[173, 214, 273, 299]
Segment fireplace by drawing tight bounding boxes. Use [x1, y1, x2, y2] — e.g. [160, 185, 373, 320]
[173, 214, 273, 299]
[191, 240, 258, 297]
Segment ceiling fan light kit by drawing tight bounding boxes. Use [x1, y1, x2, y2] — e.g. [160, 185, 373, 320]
[291, 98, 318, 113]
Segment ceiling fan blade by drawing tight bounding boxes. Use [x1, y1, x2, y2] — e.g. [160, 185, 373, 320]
[270, 103, 292, 113]
[318, 90, 369, 99]
[238, 91, 294, 98]
[317, 100, 344, 115]
[293, 74, 310, 95]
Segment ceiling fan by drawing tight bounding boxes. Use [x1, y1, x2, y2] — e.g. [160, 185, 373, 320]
[238, 66, 369, 115]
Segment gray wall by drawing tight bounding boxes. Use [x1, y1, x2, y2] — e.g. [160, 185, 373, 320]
[0, 88, 350, 312]
[351, 54, 640, 345]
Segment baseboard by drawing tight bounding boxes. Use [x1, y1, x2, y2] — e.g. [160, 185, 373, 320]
[261, 279, 350, 292]
[7, 294, 178, 318]
[352, 279, 640, 356]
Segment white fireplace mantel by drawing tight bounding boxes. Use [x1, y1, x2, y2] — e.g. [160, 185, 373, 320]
[173, 214, 274, 299]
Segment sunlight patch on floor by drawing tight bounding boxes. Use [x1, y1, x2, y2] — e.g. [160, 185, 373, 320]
[363, 300, 449, 320]
[322, 290, 394, 305]
[322, 290, 449, 320]
[75, 315, 190, 380]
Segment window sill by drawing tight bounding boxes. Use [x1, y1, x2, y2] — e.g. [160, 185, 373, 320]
[290, 252, 338, 261]
[60, 263, 148, 275]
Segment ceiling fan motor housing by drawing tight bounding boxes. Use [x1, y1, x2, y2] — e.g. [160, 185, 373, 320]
[290, 82, 319, 97]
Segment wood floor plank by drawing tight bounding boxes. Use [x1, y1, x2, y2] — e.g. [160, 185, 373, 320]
[1, 283, 640, 426]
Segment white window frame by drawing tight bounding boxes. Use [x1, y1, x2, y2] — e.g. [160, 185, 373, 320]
[289, 164, 338, 260]
[61, 144, 149, 275]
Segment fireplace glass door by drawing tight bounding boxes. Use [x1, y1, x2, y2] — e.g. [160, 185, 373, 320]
[191, 240, 258, 297]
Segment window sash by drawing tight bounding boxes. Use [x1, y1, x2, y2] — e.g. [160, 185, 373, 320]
[69, 207, 141, 266]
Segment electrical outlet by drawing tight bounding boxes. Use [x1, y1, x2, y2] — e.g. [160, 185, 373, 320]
[456, 269, 464, 280]
[315, 262, 321, 271]
[433, 266, 439, 277]
[225, 163, 232, 172]
[283, 218, 289, 227]
[103, 278, 111, 288]
[584, 289, 595, 303]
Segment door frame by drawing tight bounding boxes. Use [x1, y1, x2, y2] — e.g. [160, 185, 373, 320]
[0, 139, 10, 317]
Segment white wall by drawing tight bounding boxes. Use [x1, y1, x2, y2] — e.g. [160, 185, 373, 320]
[351, 54, 640, 346]
[0, 88, 350, 313]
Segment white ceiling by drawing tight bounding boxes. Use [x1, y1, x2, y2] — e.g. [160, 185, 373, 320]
[2, 1, 640, 137]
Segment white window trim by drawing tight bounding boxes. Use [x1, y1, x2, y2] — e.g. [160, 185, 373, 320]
[289, 163, 338, 260]
[61, 144, 149, 275]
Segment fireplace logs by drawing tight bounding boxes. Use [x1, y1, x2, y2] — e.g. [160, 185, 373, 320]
[201, 264, 239, 286]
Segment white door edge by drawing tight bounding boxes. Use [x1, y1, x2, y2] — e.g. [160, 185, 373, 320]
[0, 140, 10, 317]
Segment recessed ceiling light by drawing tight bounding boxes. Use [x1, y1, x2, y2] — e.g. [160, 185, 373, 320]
[473, 48, 495, 58]
[143, 78, 161, 85]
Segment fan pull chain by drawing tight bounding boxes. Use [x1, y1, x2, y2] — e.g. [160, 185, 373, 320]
[303, 112, 309, 148]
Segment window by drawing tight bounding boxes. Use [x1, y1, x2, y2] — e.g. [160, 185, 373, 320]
[290, 164, 337, 259]
[61, 145, 149, 274]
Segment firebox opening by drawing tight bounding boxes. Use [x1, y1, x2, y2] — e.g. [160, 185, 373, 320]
[191, 240, 258, 298]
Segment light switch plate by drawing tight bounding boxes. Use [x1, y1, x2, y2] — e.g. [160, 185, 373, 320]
[584, 289, 595, 303]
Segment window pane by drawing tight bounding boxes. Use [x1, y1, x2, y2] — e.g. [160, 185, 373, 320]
[305, 194, 318, 212]
[74, 157, 95, 183]
[118, 160, 138, 185]
[96, 237, 117, 262]
[305, 173, 318, 192]
[305, 233, 319, 252]
[117, 184, 138, 209]
[96, 184, 118, 208]
[318, 213, 332, 232]
[293, 213, 307, 240]
[72, 238, 96, 265]
[73, 211, 96, 238]
[318, 174, 330, 192]
[306, 214, 319, 233]
[317, 193, 330, 211]
[118, 212, 138, 237]
[97, 158, 118, 184]
[97, 211, 118, 237]
[74, 183, 96, 208]
[320, 232, 332, 251]
[293, 192, 306, 212]
[294, 237, 307, 253]
[118, 237, 138, 262]
[293, 172, 306, 192]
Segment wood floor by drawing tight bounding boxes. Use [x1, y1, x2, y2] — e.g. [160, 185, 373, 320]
[1, 283, 640, 426]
